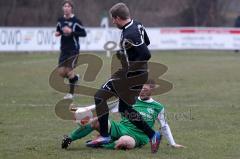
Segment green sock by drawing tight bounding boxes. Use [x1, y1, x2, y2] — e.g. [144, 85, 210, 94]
[69, 124, 93, 141]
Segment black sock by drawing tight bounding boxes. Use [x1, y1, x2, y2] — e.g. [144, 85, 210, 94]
[98, 113, 109, 137]
[94, 90, 112, 137]
[69, 75, 79, 94]
[95, 97, 109, 137]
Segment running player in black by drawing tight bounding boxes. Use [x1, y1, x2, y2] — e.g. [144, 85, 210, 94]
[87, 3, 161, 153]
[55, 0, 86, 99]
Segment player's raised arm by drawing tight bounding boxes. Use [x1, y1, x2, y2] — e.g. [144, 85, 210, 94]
[157, 108, 185, 148]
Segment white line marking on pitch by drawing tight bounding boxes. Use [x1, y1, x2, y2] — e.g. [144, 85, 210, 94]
[0, 103, 53, 107]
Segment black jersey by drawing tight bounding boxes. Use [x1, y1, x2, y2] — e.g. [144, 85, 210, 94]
[120, 20, 151, 62]
[56, 15, 86, 51]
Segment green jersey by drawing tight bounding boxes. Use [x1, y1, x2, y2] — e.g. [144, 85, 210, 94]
[105, 97, 164, 148]
[70, 97, 177, 149]
[120, 97, 164, 132]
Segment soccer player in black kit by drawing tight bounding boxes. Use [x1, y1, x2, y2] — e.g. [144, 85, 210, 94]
[55, 0, 86, 99]
[87, 3, 161, 153]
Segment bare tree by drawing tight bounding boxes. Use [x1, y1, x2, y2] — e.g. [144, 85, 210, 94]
[0, 0, 237, 27]
[3, 0, 17, 26]
[178, 0, 233, 26]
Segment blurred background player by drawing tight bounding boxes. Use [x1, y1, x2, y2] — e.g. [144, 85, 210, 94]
[55, 0, 87, 99]
[234, 15, 240, 53]
[61, 80, 185, 150]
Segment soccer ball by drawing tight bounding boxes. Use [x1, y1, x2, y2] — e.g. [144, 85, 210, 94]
[74, 107, 93, 126]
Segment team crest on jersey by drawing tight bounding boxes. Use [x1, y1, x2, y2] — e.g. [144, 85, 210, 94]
[147, 108, 154, 114]
[68, 22, 73, 26]
[64, 21, 73, 27]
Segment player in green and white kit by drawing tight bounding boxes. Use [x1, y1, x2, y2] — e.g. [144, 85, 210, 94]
[62, 81, 185, 150]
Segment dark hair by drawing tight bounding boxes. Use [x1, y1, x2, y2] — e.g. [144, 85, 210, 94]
[146, 79, 156, 89]
[62, 0, 74, 8]
[109, 3, 130, 20]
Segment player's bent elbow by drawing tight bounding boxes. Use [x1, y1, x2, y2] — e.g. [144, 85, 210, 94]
[55, 32, 61, 37]
[82, 32, 87, 37]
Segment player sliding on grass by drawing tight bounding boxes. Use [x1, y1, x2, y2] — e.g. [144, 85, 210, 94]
[62, 80, 185, 150]
[55, 0, 86, 99]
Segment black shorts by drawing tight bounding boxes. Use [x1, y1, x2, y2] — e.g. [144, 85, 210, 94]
[58, 50, 79, 68]
[101, 70, 148, 106]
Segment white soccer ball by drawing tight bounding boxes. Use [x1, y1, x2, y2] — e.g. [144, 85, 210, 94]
[74, 108, 93, 126]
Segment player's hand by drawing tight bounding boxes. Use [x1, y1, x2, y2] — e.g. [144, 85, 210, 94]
[171, 144, 185, 148]
[55, 31, 61, 37]
[116, 50, 124, 59]
[63, 26, 72, 34]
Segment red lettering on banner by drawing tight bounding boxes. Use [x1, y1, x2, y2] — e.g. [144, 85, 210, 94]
[160, 28, 240, 34]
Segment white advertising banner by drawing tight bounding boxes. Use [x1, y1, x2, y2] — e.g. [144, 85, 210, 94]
[0, 27, 121, 52]
[151, 28, 240, 50]
[0, 27, 240, 52]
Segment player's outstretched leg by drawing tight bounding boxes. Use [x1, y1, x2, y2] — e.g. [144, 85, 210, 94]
[86, 83, 115, 147]
[64, 74, 80, 99]
[61, 124, 93, 149]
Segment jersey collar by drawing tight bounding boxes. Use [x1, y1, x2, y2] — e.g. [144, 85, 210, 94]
[122, 19, 133, 30]
[138, 96, 154, 103]
[64, 14, 74, 19]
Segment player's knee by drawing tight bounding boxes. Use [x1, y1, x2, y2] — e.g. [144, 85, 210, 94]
[115, 135, 136, 150]
[58, 68, 68, 78]
[94, 93, 103, 105]
[94, 90, 109, 105]
[66, 69, 74, 79]
[94, 91, 111, 116]
[90, 120, 99, 130]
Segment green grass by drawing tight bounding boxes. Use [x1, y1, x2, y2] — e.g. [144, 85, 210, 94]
[0, 51, 240, 159]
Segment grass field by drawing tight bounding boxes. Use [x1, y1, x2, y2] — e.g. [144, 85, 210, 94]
[0, 51, 240, 159]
